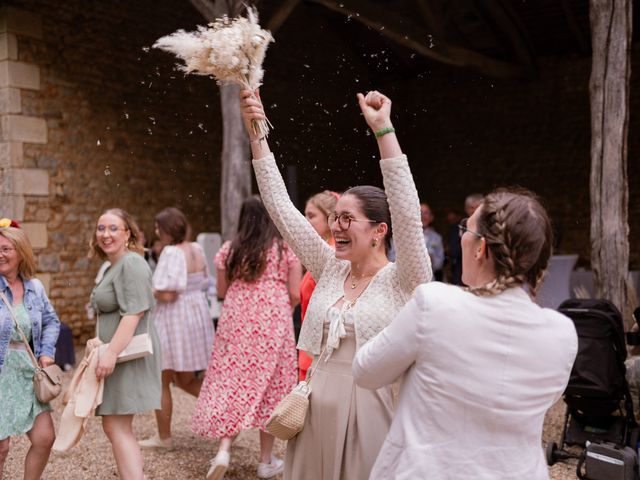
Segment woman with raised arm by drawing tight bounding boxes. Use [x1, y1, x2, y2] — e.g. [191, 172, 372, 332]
[240, 89, 432, 479]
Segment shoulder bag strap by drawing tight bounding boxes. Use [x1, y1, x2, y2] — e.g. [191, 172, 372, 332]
[305, 342, 328, 387]
[0, 289, 40, 369]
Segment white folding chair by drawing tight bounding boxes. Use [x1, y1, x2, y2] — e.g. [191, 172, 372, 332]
[536, 254, 579, 309]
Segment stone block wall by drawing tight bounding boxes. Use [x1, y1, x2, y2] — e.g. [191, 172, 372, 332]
[0, 2, 222, 342]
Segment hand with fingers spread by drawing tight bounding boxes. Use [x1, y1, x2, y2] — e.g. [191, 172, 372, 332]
[357, 90, 393, 133]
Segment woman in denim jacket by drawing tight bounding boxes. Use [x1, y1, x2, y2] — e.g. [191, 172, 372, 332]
[0, 221, 60, 480]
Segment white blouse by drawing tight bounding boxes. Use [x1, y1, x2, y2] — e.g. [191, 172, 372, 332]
[252, 153, 432, 355]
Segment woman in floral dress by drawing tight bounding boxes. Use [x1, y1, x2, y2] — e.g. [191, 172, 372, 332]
[192, 195, 301, 480]
[0, 221, 60, 480]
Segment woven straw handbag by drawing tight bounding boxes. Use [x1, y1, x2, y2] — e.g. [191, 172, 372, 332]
[266, 344, 328, 440]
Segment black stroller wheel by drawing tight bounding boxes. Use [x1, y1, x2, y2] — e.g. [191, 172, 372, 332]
[546, 442, 558, 466]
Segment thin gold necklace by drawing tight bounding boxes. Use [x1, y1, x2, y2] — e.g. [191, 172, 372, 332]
[350, 271, 374, 289]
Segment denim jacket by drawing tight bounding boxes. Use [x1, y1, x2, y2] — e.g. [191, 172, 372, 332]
[0, 275, 60, 372]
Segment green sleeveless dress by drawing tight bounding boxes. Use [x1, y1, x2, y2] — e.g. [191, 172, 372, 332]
[91, 252, 161, 415]
[0, 303, 51, 439]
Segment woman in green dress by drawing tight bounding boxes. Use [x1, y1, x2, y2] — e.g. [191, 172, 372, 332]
[89, 208, 161, 480]
[0, 220, 60, 480]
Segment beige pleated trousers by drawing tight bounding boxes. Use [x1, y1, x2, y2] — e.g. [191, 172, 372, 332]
[284, 324, 394, 480]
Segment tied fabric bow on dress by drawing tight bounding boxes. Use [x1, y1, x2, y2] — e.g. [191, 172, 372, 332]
[53, 337, 105, 453]
[325, 304, 356, 360]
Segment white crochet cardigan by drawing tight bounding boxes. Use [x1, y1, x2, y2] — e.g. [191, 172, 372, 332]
[253, 153, 432, 355]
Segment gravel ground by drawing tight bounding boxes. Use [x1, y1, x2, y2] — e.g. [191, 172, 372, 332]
[5, 364, 580, 479]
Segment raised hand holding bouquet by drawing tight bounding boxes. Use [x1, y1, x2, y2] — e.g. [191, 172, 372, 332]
[153, 7, 274, 138]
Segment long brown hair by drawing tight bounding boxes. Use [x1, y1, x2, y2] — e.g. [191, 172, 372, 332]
[155, 207, 189, 245]
[225, 196, 282, 282]
[468, 188, 552, 297]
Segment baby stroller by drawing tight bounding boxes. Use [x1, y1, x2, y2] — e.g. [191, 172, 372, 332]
[546, 299, 639, 467]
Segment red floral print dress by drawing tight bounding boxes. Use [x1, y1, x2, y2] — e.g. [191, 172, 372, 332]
[191, 240, 298, 438]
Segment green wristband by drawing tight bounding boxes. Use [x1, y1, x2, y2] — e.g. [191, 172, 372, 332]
[374, 126, 395, 138]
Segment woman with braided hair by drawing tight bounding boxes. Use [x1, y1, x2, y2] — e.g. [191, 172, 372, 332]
[354, 189, 579, 480]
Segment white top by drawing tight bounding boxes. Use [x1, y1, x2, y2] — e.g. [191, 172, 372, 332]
[353, 282, 578, 480]
[252, 153, 432, 354]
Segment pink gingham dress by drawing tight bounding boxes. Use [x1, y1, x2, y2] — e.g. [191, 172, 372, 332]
[191, 240, 298, 438]
[151, 243, 214, 372]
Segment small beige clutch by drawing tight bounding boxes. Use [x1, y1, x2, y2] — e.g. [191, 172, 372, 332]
[115, 333, 153, 363]
[96, 316, 153, 363]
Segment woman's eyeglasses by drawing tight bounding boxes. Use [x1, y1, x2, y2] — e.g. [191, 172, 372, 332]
[0, 247, 15, 256]
[458, 218, 483, 239]
[327, 212, 378, 231]
[96, 225, 128, 234]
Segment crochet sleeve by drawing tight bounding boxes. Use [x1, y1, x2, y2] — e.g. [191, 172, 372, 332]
[252, 154, 333, 281]
[381, 155, 433, 293]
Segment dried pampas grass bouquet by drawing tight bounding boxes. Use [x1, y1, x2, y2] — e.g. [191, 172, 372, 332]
[154, 7, 274, 138]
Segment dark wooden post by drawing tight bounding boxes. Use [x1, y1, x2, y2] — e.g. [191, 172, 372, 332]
[589, 0, 634, 320]
[190, 0, 252, 242]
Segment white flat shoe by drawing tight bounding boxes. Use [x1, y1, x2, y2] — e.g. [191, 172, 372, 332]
[257, 454, 284, 478]
[206, 450, 230, 480]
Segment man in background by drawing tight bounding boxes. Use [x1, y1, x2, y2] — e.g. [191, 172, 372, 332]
[421, 203, 444, 281]
[447, 193, 484, 285]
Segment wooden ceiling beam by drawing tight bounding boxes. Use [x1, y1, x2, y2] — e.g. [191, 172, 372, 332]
[477, 0, 537, 74]
[308, 0, 530, 78]
[415, 0, 444, 39]
[266, 0, 302, 34]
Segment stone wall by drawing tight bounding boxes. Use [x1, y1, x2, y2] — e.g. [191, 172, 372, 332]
[0, 2, 222, 341]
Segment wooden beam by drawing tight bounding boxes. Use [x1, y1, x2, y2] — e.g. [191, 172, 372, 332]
[266, 0, 301, 34]
[589, 0, 634, 321]
[189, 0, 226, 20]
[309, 0, 529, 78]
[188, 0, 253, 241]
[415, 0, 444, 39]
[475, 0, 537, 74]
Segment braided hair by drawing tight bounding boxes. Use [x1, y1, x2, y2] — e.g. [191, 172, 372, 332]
[467, 188, 552, 297]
